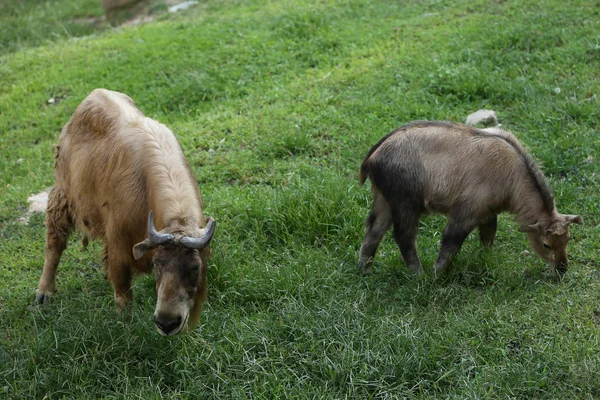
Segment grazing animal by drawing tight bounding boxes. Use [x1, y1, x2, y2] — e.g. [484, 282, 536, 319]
[35, 89, 216, 335]
[358, 121, 582, 276]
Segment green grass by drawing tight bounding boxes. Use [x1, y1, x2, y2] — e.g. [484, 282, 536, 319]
[1, 0, 599, 398]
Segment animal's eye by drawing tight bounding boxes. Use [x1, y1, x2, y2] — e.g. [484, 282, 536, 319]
[189, 264, 200, 272]
[543, 243, 551, 249]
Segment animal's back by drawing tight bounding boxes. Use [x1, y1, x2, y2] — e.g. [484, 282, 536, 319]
[54, 89, 200, 244]
[361, 121, 529, 214]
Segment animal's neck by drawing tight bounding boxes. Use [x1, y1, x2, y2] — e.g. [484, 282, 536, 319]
[148, 178, 200, 231]
[142, 120, 201, 232]
[510, 179, 554, 228]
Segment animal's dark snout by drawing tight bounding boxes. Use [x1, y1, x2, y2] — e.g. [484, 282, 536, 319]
[154, 314, 182, 335]
[556, 262, 568, 275]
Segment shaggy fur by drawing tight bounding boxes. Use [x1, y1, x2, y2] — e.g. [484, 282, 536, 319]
[36, 89, 211, 331]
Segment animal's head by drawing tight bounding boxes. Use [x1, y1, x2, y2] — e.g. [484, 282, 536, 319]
[133, 211, 216, 336]
[520, 213, 582, 275]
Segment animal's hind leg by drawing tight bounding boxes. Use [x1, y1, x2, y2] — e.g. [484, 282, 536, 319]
[391, 209, 422, 275]
[433, 214, 477, 276]
[359, 188, 392, 275]
[478, 215, 497, 247]
[35, 187, 73, 304]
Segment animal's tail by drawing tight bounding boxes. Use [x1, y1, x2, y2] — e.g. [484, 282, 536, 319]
[359, 128, 402, 186]
[359, 157, 370, 186]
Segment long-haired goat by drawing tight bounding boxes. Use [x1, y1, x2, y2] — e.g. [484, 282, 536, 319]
[36, 89, 215, 335]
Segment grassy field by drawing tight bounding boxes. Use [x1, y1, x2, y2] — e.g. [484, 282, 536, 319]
[1, 0, 599, 398]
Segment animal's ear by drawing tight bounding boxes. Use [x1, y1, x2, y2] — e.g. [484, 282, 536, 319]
[564, 214, 583, 225]
[518, 222, 541, 233]
[133, 239, 155, 260]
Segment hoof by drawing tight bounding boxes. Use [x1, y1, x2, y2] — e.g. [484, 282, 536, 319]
[34, 289, 50, 305]
[358, 261, 372, 276]
[408, 265, 423, 276]
[114, 295, 133, 314]
[432, 264, 448, 278]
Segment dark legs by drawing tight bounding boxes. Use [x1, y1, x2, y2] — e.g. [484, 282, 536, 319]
[359, 188, 423, 275]
[360, 187, 496, 276]
[392, 214, 422, 274]
[358, 190, 392, 275]
[433, 215, 478, 276]
[36, 188, 73, 304]
[478, 215, 498, 247]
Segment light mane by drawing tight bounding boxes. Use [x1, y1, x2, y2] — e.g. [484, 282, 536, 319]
[474, 125, 555, 212]
[136, 118, 201, 230]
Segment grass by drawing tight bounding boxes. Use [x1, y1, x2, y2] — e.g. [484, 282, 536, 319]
[0, 0, 599, 398]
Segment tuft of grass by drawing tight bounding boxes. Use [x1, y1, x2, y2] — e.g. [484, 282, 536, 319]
[1, 0, 599, 398]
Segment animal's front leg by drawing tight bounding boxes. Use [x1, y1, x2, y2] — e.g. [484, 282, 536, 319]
[107, 254, 133, 311]
[433, 217, 475, 276]
[478, 215, 498, 247]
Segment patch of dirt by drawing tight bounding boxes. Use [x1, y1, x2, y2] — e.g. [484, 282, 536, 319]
[19, 188, 51, 225]
[72, 0, 197, 30]
[120, 12, 156, 27]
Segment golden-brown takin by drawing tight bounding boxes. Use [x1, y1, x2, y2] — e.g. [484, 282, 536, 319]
[35, 89, 216, 336]
[359, 121, 582, 276]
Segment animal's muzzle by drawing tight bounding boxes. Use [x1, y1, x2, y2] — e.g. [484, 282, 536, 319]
[555, 262, 568, 275]
[154, 313, 183, 335]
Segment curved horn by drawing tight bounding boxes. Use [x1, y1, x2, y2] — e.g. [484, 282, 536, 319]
[147, 210, 175, 245]
[180, 218, 216, 249]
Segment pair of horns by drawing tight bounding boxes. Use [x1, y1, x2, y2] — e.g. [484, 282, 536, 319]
[133, 211, 216, 260]
[147, 210, 216, 249]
